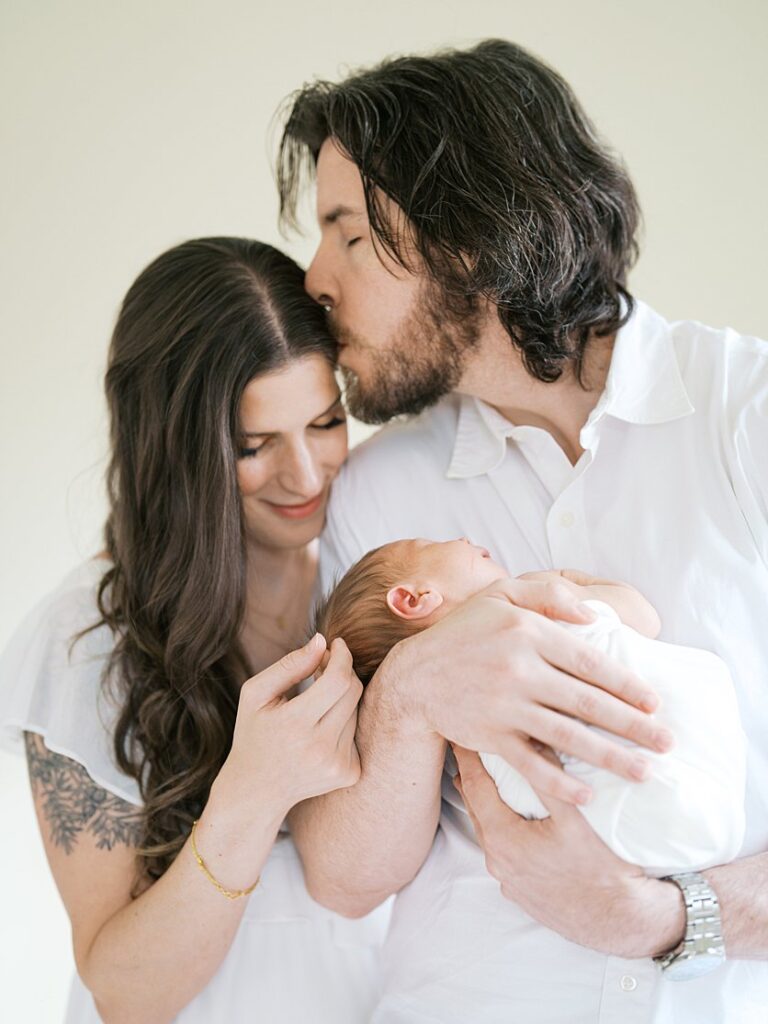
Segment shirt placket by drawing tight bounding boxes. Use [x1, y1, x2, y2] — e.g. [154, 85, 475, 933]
[507, 426, 599, 570]
[598, 958, 662, 1023]
[546, 464, 597, 569]
[512, 425, 662, 1023]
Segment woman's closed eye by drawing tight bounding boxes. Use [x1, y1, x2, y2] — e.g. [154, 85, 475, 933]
[312, 415, 346, 431]
[238, 415, 345, 458]
[239, 441, 270, 459]
[346, 237, 361, 249]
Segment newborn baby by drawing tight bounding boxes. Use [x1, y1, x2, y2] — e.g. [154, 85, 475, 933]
[315, 538, 746, 876]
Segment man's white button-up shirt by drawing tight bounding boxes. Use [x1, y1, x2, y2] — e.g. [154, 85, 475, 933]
[319, 300, 768, 1023]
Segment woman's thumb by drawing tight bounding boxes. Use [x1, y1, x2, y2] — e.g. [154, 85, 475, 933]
[247, 633, 328, 701]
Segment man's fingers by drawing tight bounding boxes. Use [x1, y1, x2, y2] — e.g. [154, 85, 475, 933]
[537, 664, 673, 758]
[549, 665, 674, 755]
[539, 623, 661, 715]
[452, 746, 488, 788]
[525, 703, 657, 782]
[452, 745, 526, 831]
[524, 743, 588, 821]
[452, 747, 502, 840]
[494, 578, 596, 625]
[490, 736, 594, 806]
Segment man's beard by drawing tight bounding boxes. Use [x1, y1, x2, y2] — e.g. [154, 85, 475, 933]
[337, 282, 483, 425]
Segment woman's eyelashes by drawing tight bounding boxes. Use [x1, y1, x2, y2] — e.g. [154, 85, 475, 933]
[238, 417, 346, 458]
[346, 237, 361, 249]
[239, 443, 267, 459]
[312, 416, 347, 431]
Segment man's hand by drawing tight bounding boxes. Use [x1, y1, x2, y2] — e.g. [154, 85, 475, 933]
[452, 745, 686, 958]
[386, 578, 673, 805]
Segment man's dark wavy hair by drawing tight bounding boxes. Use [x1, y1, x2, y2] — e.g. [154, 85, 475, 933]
[278, 39, 641, 383]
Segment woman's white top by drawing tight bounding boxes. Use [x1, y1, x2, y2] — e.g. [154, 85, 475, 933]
[480, 600, 747, 877]
[0, 560, 387, 1023]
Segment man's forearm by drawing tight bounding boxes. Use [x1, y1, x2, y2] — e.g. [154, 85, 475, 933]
[706, 851, 768, 959]
[616, 852, 768, 960]
[289, 656, 446, 917]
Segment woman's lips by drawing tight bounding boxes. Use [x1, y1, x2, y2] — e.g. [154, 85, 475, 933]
[263, 493, 325, 519]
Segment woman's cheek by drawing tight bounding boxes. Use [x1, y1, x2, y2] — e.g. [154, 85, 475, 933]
[236, 458, 271, 498]
[325, 428, 349, 477]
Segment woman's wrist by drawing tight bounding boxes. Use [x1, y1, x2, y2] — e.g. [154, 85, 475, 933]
[195, 775, 286, 890]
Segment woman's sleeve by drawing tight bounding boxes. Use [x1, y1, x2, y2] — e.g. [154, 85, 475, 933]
[0, 562, 142, 807]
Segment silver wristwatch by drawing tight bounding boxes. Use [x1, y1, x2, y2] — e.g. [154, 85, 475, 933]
[654, 871, 725, 980]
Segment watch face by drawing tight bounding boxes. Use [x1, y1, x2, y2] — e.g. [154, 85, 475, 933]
[664, 953, 725, 982]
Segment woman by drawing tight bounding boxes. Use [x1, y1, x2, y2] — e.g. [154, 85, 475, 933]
[0, 237, 386, 1023]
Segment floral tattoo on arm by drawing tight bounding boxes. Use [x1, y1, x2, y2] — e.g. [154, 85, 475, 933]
[24, 731, 143, 854]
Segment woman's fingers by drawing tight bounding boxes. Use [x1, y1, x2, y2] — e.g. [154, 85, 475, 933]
[333, 707, 360, 761]
[319, 668, 364, 736]
[243, 633, 327, 704]
[538, 619, 661, 715]
[296, 638, 360, 721]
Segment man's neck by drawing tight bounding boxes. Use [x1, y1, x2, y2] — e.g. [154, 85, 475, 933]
[457, 313, 614, 465]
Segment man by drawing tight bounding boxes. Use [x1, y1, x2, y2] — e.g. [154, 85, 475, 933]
[280, 40, 768, 1022]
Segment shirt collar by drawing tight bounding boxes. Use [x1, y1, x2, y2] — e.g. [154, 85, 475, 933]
[447, 299, 695, 480]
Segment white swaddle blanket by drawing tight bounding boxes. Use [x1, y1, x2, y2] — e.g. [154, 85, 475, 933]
[480, 601, 746, 877]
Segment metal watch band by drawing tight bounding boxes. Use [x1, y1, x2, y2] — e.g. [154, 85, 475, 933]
[654, 871, 725, 980]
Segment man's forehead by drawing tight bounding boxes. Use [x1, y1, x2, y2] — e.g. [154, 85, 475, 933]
[316, 139, 366, 220]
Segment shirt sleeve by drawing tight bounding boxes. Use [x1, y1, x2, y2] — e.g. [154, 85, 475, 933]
[727, 345, 768, 565]
[317, 470, 369, 603]
[0, 562, 143, 807]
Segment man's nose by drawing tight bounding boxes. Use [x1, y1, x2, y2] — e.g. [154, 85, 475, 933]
[305, 249, 336, 310]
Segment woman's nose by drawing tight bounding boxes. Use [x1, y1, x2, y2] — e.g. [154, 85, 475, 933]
[280, 441, 323, 497]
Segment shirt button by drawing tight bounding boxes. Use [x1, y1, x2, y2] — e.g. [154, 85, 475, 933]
[559, 511, 575, 528]
[620, 975, 638, 992]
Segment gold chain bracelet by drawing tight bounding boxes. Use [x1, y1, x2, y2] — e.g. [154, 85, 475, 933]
[190, 819, 260, 900]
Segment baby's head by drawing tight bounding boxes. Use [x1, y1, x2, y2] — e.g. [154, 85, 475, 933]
[315, 538, 506, 683]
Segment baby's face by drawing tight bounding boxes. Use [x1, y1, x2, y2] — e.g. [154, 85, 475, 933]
[390, 537, 507, 606]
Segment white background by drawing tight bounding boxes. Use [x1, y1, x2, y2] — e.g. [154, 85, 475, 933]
[1, 1, 766, 1021]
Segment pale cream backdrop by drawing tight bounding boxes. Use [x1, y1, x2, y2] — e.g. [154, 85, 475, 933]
[1, 0, 766, 1020]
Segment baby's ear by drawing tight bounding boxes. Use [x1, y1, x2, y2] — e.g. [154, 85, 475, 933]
[386, 585, 444, 621]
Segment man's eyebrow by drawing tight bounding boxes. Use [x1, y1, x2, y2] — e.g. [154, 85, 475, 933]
[241, 394, 343, 438]
[321, 205, 362, 226]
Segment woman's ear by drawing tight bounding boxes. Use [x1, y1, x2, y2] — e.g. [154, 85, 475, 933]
[386, 584, 444, 621]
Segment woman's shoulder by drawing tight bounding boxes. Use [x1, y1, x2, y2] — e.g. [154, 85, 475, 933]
[0, 557, 142, 807]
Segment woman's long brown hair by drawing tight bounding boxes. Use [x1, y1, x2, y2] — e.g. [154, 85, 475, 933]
[94, 238, 337, 889]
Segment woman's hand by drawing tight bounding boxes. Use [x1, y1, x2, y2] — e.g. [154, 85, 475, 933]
[383, 578, 673, 805]
[215, 634, 363, 822]
[452, 745, 685, 958]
